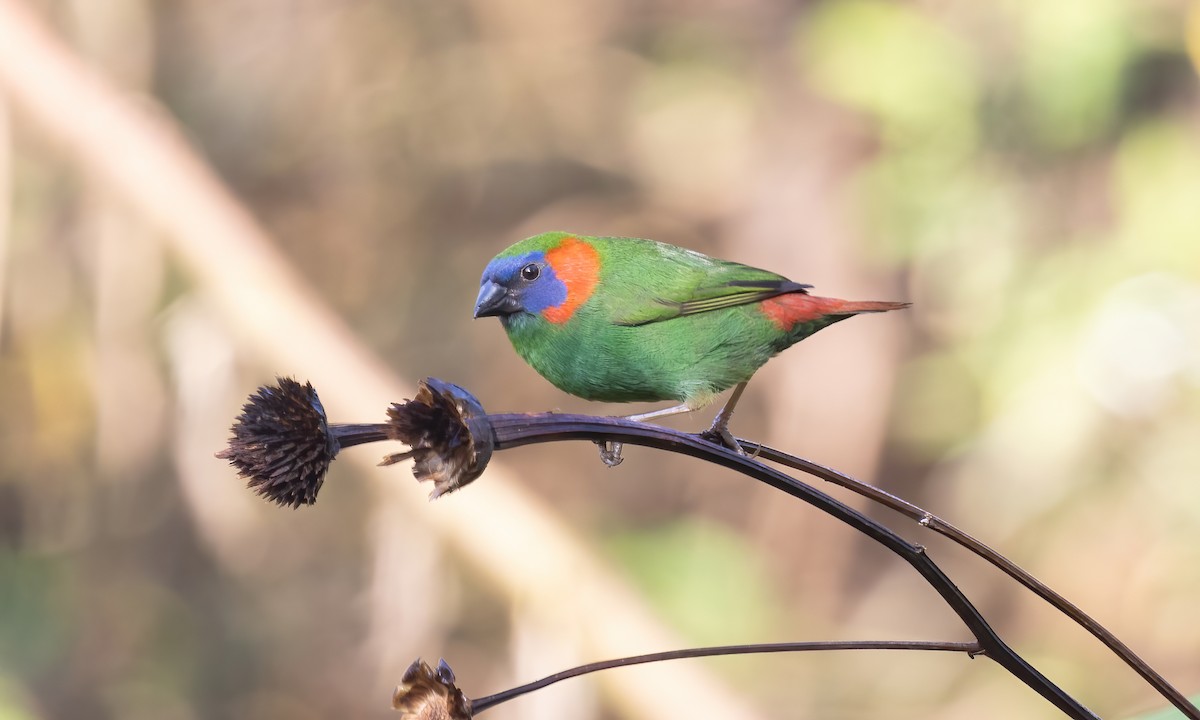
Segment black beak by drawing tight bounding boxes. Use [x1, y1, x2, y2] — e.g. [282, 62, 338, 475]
[474, 281, 521, 318]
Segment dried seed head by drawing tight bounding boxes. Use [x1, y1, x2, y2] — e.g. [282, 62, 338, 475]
[216, 377, 338, 507]
[392, 658, 471, 719]
[380, 378, 493, 500]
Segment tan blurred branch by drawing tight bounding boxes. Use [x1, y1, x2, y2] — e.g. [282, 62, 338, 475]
[0, 1, 766, 718]
[0, 95, 9, 335]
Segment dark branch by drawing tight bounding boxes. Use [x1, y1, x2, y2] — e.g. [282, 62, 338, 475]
[482, 412, 1098, 720]
[738, 441, 1200, 720]
[469, 640, 981, 715]
[219, 378, 1199, 719]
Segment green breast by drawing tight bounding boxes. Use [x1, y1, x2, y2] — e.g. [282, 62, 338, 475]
[501, 305, 779, 404]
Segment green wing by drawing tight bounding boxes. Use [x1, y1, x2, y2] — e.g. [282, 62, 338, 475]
[614, 277, 812, 326]
[600, 238, 811, 326]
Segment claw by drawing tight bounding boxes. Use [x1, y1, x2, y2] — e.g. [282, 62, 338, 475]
[596, 440, 624, 467]
[717, 427, 747, 456]
[700, 426, 747, 455]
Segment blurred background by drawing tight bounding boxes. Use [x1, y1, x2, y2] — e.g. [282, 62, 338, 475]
[2, 0, 1199, 718]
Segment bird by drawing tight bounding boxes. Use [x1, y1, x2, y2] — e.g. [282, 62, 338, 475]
[473, 231, 909, 465]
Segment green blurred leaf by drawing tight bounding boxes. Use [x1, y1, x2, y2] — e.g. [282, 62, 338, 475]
[797, 0, 978, 153]
[1126, 696, 1200, 720]
[1015, 0, 1132, 148]
[0, 552, 71, 677]
[1113, 121, 1200, 272]
[605, 518, 783, 645]
[0, 677, 39, 720]
[891, 352, 980, 458]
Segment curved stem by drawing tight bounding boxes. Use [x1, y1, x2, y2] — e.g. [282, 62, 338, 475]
[738, 441, 1199, 720]
[483, 413, 1098, 719]
[330, 423, 392, 449]
[470, 640, 982, 715]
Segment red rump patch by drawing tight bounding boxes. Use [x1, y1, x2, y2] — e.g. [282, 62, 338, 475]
[760, 294, 834, 330]
[760, 295, 908, 330]
[543, 237, 600, 324]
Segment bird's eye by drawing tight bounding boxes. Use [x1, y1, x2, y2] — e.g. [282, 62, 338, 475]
[520, 263, 540, 281]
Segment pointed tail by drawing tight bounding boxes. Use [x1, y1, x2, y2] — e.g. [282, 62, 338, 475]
[759, 293, 910, 334]
[818, 298, 912, 316]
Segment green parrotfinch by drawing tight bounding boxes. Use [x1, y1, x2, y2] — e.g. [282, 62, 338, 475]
[474, 232, 908, 463]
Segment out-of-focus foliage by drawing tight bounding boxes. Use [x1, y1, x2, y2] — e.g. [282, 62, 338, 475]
[2, 0, 1199, 719]
[1137, 694, 1200, 720]
[605, 518, 784, 646]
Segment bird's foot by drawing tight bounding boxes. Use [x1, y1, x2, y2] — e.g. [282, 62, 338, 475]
[699, 425, 747, 456]
[696, 381, 757, 458]
[595, 440, 624, 467]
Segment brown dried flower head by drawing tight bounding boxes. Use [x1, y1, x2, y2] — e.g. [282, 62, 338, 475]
[392, 658, 471, 720]
[380, 378, 494, 499]
[216, 377, 338, 507]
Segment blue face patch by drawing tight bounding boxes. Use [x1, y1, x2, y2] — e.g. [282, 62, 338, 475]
[481, 251, 568, 316]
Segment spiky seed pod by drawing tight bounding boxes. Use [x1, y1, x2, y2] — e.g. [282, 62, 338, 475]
[392, 658, 471, 719]
[216, 377, 338, 507]
[380, 378, 494, 499]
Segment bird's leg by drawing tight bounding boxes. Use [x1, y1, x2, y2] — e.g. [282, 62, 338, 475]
[626, 403, 693, 423]
[700, 382, 749, 455]
[596, 403, 695, 467]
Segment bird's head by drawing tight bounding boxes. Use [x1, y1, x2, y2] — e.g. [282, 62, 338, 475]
[474, 233, 600, 325]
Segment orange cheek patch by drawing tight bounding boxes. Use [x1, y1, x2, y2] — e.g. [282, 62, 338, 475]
[542, 237, 600, 324]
